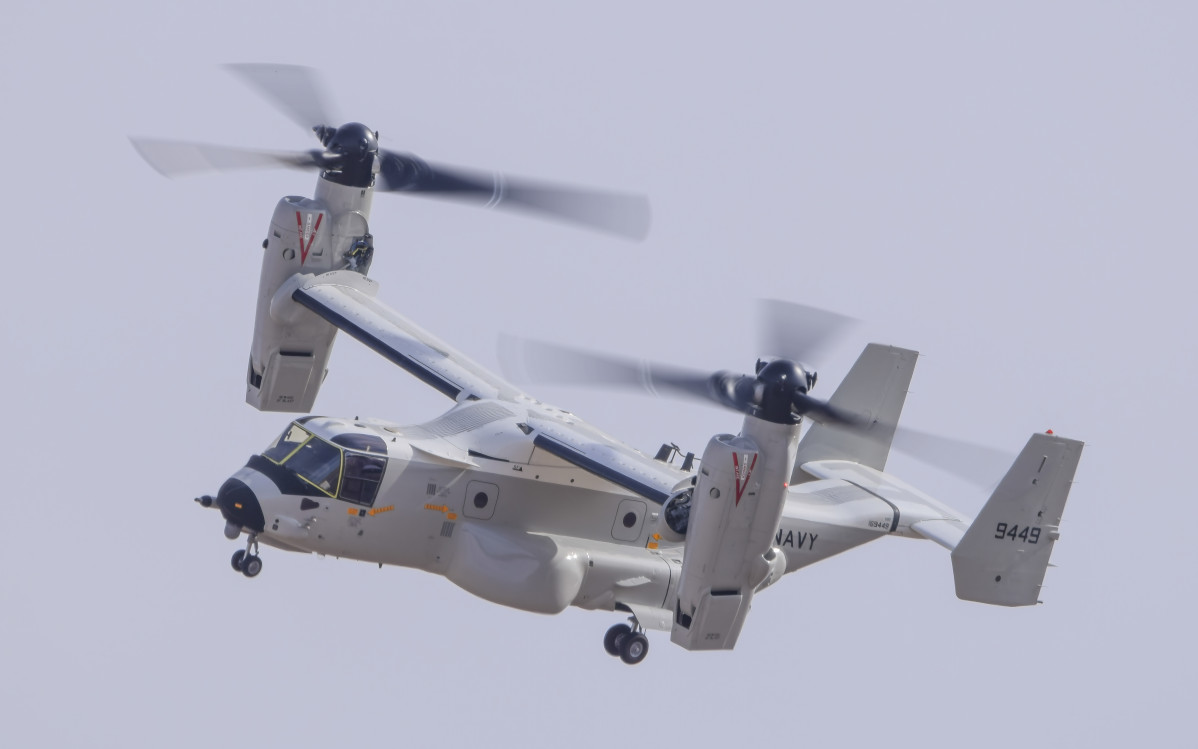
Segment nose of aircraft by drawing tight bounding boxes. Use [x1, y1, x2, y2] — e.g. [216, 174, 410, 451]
[216, 477, 265, 533]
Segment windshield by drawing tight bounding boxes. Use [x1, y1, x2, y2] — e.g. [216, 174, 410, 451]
[261, 423, 386, 504]
[262, 424, 310, 463]
[285, 438, 343, 495]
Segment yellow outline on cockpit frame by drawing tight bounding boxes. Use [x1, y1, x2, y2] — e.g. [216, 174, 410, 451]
[264, 425, 343, 499]
[263, 424, 313, 464]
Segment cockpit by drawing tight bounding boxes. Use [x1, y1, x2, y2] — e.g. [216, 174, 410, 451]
[261, 422, 388, 506]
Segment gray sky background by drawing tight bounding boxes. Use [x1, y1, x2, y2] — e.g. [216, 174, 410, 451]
[3, 2, 1194, 746]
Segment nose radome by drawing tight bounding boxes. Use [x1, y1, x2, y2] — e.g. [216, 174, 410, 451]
[216, 478, 265, 533]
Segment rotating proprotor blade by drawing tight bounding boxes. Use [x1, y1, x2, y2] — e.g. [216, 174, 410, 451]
[889, 426, 1015, 488]
[503, 337, 722, 403]
[379, 152, 651, 239]
[132, 64, 652, 239]
[757, 299, 859, 365]
[503, 306, 1011, 487]
[129, 138, 326, 178]
[506, 298, 861, 424]
[224, 63, 335, 135]
[503, 337, 853, 426]
[790, 390, 862, 427]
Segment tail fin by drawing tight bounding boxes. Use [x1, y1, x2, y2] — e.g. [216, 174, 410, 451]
[951, 432, 1083, 606]
[792, 344, 918, 483]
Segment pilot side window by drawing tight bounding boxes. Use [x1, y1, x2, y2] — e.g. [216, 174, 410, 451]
[340, 453, 386, 506]
[285, 438, 343, 497]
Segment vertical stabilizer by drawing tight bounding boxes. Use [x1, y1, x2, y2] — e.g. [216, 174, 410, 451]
[951, 432, 1082, 606]
[791, 344, 918, 483]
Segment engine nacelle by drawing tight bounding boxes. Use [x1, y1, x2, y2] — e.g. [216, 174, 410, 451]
[671, 433, 760, 650]
[246, 178, 375, 412]
[670, 418, 800, 651]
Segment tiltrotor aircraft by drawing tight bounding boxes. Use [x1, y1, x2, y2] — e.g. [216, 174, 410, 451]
[135, 66, 1082, 665]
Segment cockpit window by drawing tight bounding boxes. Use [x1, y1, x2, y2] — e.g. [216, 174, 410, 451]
[260, 422, 386, 504]
[262, 424, 311, 463]
[285, 438, 343, 497]
[340, 452, 386, 505]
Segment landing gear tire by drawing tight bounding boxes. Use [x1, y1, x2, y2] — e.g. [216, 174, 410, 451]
[231, 533, 261, 578]
[604, 624, 631, 656]
[619, 632, 649, 665]
[241, 555, 263, 578]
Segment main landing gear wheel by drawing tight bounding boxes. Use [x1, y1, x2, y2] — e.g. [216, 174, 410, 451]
[604, 623, 631, 656]
[619, 632, 649, 665]
[241, 555, 263, 578]
[230, 549, 246, 572]
[603, 620, 649, 664]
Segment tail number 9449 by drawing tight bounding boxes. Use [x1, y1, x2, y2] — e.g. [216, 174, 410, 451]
[995, 523, 1040, 544]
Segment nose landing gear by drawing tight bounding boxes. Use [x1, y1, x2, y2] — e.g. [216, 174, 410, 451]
[603, 618, 649, 665]
[230, 534, 263, 578]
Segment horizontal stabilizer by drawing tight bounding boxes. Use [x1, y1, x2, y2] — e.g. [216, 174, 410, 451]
[911, 519, 966, 551]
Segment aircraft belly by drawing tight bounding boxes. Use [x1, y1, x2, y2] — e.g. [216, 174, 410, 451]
[570, 545, 677, 615]
[445, 524, 585, 615]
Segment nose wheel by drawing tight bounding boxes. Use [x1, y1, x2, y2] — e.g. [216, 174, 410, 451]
[230, 534, 263, 578]
[603, 619, 649, 665]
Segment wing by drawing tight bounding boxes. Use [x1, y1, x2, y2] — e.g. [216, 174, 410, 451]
[281, 271, 688, 501]
[525, 414, 687, 504]
[287, 270, 529, 404]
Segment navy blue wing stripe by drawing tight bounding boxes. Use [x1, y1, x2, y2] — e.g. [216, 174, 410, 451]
[533, 434, 669, 504]
[293, 286, 461, 400]
[874, 494, 901, 534]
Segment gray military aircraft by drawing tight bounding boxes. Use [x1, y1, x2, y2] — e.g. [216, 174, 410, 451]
[134, 66, 1082, 665]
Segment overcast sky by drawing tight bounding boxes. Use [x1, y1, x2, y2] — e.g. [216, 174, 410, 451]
[3, 2, 1195, 746]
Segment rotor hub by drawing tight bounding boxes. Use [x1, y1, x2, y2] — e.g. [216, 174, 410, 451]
[319, 122, 378, 188]
[751, 359, 811, 424]
[326, 122, 378, 158]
